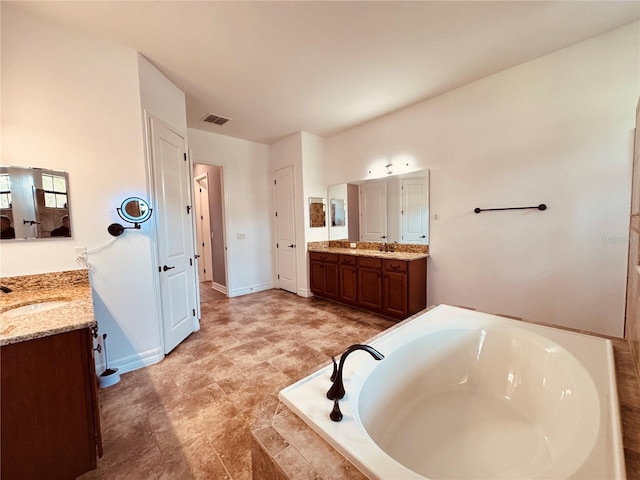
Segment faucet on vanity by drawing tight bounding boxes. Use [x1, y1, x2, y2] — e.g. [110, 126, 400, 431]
[327, 344, 384, 421]
[378, 241, 398, 253]
[0, 286, 12, 294]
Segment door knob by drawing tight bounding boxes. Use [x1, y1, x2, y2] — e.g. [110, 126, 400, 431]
[163, 265, 175, 271]
[288, 244, 296, 248]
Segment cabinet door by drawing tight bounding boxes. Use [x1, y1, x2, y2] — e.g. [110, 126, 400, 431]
[340, 264, 358, 304]
[310, 260, 325, 294]
[1, 329, 98, 480]
[383, 271, 408, 318]
[358, 267, 382, 311]
[324, 262, 340, 300]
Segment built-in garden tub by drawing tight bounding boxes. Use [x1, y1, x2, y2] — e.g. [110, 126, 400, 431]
[279, 305, 626, 479]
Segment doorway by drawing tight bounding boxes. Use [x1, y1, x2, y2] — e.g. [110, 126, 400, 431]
[194, 173, 213, 283]
[193, 163, 228, 297]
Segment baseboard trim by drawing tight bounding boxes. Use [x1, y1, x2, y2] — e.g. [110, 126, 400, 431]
[95, 347, 163, 375]
[212, 282, 228, 295]
[230, 281, 276, 298]
[296, 288, 313, 298]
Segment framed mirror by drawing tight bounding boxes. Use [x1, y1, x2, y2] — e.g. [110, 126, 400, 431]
[308, 197, 326, 228]
[328, 169, 430, 244]
[0, 165, 72, 240]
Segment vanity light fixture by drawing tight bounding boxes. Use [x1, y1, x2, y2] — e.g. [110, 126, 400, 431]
[107, 197, 153, 237]
[368, 162, 409, 176]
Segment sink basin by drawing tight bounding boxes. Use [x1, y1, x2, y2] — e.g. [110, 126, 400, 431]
[1, 301, 69, 319]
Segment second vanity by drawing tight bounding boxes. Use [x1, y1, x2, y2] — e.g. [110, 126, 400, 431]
[309, 241, 428, 320]
[0, 270, 102, 480]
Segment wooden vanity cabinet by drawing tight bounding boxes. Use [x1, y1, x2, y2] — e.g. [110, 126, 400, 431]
[309, 252, 339, 300]
[357, 257, 383, 312]
[310, 251, 427, 320]
[1, 327, 102, 480]
[383, 258, 427, 319]
[339, 255, 358, 305]
[383, 259, 408, 318]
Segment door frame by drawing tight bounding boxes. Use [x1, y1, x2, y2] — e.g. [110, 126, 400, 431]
[273, 165, 298, 294]
[193, 163, 230, 296]
[143, 111, 201, 356]
[215, 165, 230, 296]
[194, 172, 213, 283]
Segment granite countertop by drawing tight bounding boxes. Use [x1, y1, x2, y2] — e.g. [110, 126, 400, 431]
[308, 246, 428, 261]
[0, 270, 95, 346]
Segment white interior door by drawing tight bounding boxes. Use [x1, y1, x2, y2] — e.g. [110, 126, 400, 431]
[274, 166, 297, 293]
[194, 173, 213, 282]
[148, 116, 197, 354]
[401, 175, 429, 244]
[360, 179, 387, 242]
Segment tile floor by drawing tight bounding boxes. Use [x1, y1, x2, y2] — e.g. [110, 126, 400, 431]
[79, 287, 395, 480]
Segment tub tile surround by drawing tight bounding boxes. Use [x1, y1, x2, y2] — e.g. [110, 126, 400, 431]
[0, 269, 95, 345]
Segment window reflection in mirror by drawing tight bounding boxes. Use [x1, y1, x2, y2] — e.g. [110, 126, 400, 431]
[328, 169, 429, 244]
[0, 166, 72, 240]
[308, 197, 326, 228]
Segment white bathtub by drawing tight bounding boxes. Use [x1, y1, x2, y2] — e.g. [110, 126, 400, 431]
[279, 305, 626, 479]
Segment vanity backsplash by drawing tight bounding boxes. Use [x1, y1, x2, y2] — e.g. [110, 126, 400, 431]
[308, 240, 428, 254]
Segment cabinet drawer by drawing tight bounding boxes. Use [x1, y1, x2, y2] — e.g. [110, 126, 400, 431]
[309, 252, 338, 263]
[358, 256, 382, 269]
[339, 254, 357, 265]
[384, 259, 408, 273]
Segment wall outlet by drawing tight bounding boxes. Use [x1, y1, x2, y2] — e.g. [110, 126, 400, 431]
[74, 246, 87, 257]
[237, 233, 246, 239]
[349, 242, 356, 248]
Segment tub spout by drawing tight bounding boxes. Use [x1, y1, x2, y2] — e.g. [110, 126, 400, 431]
[327, 344, 384, 401]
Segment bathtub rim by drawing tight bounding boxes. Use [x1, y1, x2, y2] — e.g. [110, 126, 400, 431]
[279, 304, 627, 480]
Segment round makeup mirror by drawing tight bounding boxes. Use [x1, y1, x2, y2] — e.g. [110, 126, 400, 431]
[119, 197, 152, 224]
[108, 197, 153, 236]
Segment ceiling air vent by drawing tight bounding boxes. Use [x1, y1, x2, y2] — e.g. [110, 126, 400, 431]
[202, 113, 230, 126]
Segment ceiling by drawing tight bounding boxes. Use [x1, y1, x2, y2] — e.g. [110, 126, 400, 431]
[7, 1, 640, 144]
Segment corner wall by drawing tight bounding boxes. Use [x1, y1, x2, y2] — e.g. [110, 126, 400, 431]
[325, 22, 640, 337]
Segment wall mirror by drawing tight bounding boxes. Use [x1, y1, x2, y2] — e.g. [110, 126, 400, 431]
[0, 165, 72, 240]
[328, 169, 429, 244]
[330, 198, 345, 226]
[308, 197, 326, 228]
